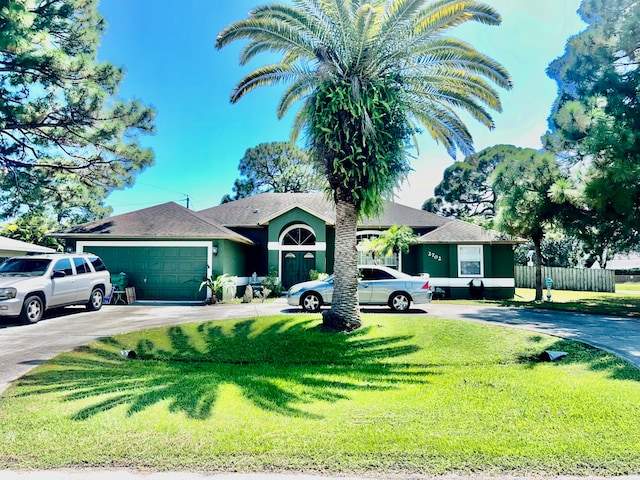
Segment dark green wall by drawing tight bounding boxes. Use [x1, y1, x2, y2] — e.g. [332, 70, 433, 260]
[326, 227, 335, 274]
[415, 243, 515, 300]
[490, 244, 515, 277]
[215, 240, 249, 278]
[232, 227, 268, 276]
[416, 245, 450, 277]
[268, 208, 327, 243]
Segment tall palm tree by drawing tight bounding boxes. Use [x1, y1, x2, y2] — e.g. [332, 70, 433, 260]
[216, 0, 511, 331]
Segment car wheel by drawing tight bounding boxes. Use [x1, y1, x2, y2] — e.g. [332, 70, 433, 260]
[301, 292, 322, 312]
[21, 295, 44, 324]
[86, 287, 104, 311]
[389, 292, 410, 312]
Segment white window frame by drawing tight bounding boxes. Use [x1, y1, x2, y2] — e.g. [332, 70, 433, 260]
[458, 245, 484, 277]
[356, 230, 401, 269]
[280, 224, 317, 247]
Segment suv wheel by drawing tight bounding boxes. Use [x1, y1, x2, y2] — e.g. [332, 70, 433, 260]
[21, 295, 44, 324]
[86, 287, 104, 311]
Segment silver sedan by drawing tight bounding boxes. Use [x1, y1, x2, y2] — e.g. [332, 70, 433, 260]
[287, 265, 432, 312]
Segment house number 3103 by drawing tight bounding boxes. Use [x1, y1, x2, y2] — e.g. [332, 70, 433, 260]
[427, 251, 442, 262]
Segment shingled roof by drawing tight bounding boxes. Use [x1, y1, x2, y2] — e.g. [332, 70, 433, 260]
[55, 193, 520, 245]
[199, 192, 450, 229]
[198, 193, 335, 226]
[54, 202, 254, 244]
[417, 218, 520, 244]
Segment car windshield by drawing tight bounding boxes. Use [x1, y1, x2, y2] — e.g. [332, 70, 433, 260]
[0, 258, 51, 277]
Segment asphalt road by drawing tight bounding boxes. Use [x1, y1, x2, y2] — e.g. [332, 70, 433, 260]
[1, 298, 639, 394]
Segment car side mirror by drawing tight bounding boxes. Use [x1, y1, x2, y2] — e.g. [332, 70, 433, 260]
[52, 270, 66, 278]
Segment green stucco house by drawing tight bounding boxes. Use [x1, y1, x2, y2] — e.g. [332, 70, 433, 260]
[55, 192, 519, 301]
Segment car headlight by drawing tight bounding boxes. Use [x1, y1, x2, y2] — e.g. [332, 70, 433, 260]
[0, 287, 17, 300]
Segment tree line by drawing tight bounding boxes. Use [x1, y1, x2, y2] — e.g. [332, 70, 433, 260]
[423, 0, 639, 300]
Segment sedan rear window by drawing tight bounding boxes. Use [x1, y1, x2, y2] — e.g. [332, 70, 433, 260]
[360, 268, 396, 281]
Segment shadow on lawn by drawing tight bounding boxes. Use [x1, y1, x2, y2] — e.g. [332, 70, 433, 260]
[519, 338, 640, 382]
[14, 317, 435, 421]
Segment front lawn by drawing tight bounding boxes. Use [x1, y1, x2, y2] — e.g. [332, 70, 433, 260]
[500, 288, 640, 318]
[618, 282, 640, 292]
[1, 315, 639, 475]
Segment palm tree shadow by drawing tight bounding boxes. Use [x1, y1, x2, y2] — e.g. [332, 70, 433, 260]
[14, 317, 435, 421]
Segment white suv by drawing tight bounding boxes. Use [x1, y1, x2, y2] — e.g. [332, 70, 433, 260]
[0, 253, 112, 324]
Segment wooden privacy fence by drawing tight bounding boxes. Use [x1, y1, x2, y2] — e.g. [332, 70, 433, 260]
[514, 266, 615, 292]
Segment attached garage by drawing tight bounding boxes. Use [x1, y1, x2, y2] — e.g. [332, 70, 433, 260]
[82, 242, 210, 301]
[54, 202, 254, 303]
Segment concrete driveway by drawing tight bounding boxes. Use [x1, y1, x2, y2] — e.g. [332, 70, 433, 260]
[0, 300, 285, 393]
[1, 299, 639, 394]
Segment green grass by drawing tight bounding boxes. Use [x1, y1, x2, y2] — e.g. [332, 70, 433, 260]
[2, 315, 640, 475]
[495, 288, 640, 318]
[619, 282, 640, 292]
[434, 287, 640, 317]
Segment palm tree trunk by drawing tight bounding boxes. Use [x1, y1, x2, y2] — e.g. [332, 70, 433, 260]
[322, 197, 362, 331]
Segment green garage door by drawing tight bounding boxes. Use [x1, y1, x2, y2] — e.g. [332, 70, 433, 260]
[86, 246, 208, 301]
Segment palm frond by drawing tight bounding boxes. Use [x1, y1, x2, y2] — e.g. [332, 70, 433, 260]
[277, 74, 315, 118]
[413, 37, 512, 89]
[230, 64, 301, 104]
[413, 0, 502, 38]
[411, 101, 475, 157]
[290, 102, 311, 142]
[216, 17, 316, 61]
[251, 3, 333, 48]
[321, 0, 356, 63]
[239, 39, 276, 66]
[406, 66, 504, 111]
[351, 3, 382, 75]
[379, 0, 428, 45]
[432, 87, 495, 127]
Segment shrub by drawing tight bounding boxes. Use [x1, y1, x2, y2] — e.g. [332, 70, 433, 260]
[261, 268, 283, 297]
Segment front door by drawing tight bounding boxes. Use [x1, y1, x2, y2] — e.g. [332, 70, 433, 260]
[282, 251, 315, 289]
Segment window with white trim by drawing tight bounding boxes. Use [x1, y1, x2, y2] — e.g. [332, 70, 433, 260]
[282, 226, 316, 246]
[458, 245, 483, 277]
[356, 231, 398, 267]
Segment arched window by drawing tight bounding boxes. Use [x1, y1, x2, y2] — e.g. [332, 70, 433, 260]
[281, 226, 316, 246]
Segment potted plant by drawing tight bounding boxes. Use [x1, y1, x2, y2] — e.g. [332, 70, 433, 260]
[199, 274, 237, 304]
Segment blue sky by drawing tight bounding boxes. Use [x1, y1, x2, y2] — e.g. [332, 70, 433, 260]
[98, 0, 586, 216]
